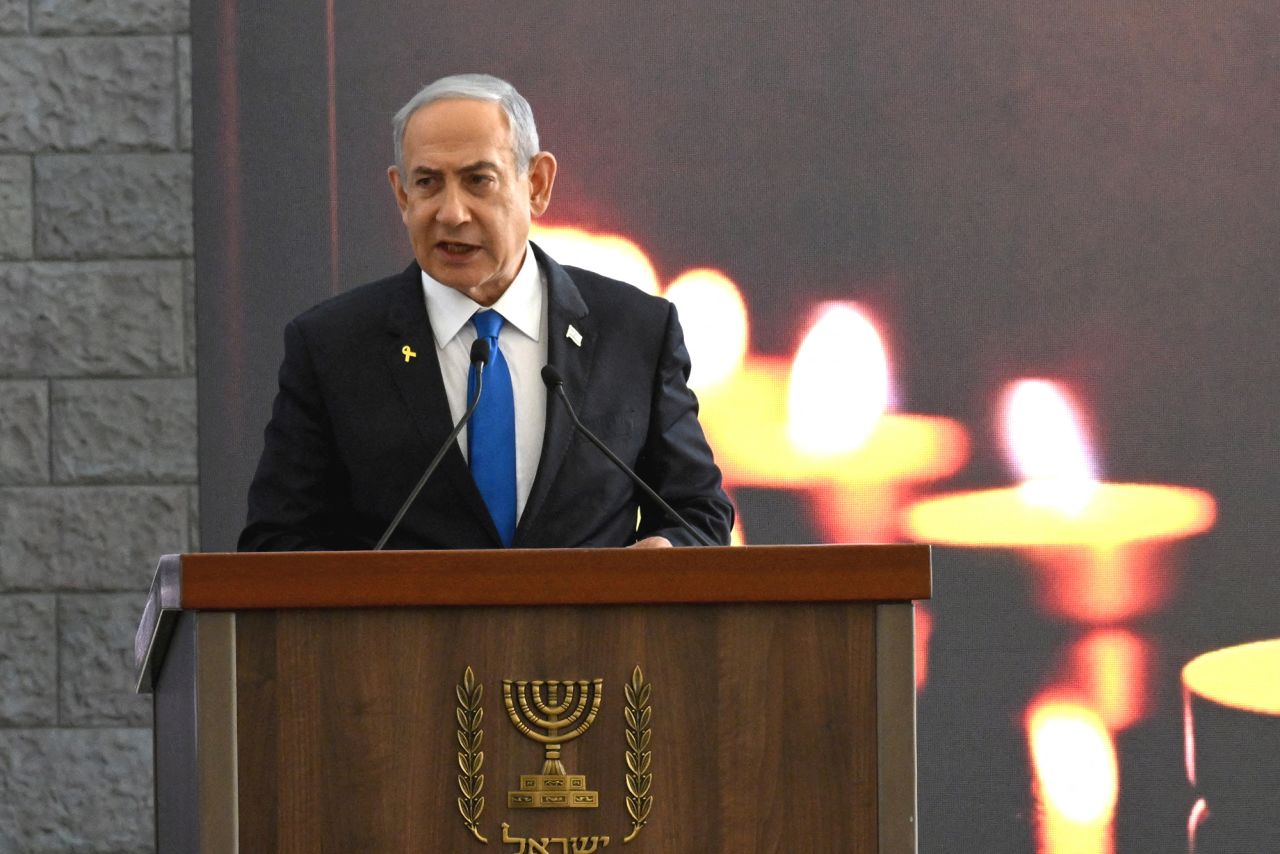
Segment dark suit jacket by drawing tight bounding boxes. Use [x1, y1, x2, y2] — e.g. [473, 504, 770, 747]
[238, 244, 733, 551]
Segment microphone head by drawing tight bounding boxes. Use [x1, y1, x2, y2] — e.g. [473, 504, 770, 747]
[470, 338, 491, 365]
[540, 364, 564, 388]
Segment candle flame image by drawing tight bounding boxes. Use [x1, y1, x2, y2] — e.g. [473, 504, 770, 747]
[523, 224, 967, 547]
[1003, 380, 1100, 516]
[787, 302, 891, 456]
[904, 375, 1214, 553]
[1065, 628, 1151, 731]
[1181, 641, 1280, 851]
[1182, 638, 1280, 717]
[664, 267, 749, 392]
[530, 223, 661, 295]
[1027, 696, 1118, 854]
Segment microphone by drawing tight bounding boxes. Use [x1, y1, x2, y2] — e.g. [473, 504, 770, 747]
[540, 365, 715, 547]
[375, 338, 490, 550]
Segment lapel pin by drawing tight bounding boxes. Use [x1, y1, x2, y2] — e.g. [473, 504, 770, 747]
[401, 345, 417, 363]
[566, 325, 583, 347]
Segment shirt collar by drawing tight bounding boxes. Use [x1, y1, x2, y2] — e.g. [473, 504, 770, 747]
[420, 243, 543, 347]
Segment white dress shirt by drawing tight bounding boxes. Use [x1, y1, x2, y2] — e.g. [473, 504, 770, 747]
[420, 245, 548, 521]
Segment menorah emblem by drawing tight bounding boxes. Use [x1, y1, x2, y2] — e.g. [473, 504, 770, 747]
[502, 678, 604, 809]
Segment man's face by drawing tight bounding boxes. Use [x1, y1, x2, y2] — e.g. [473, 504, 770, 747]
[388, 99, 556, 306]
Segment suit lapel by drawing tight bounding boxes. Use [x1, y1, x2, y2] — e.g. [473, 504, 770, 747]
[382, 263, 502, 545]
[515, 244, 596, 544]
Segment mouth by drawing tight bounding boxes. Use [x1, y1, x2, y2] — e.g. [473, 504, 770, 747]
[435, 240, 481, 260]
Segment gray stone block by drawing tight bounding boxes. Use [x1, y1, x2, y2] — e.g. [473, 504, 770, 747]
[0, 0, 26, 34]
[178, 35, 191, 150]
[0, 381, 49, 484]
[182, 257, 195, 371]
[0, 261, 185, 376]
[0, 37, 175, 151]
[0, 156, 32, 259]
[51, 379, 196, 484]
[0, 486, 189, 591]
[188, 484, 199, 551]
[35, 153, 192, 257]
[33, 0, 184, 34]
[0, 728, 154, 853]
[59, 593, 152, 726]
[0, 595, 56, 726]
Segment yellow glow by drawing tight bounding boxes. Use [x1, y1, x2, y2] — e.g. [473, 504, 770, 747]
[915, 605, 933, 693]
[529, 224, 661, 295]
[700, 356, 967, 486]
[904, 483, 1215, 546]
[1002, 380, 1099, 515]
[1070, 629, 1150, 731]
[787, 303, 891, 455]
[664, 268, 749, 392]
[1028, 699, 1119, 824]
[1183, 638, 1280, 715]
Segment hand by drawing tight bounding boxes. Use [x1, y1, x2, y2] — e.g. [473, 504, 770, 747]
[628, 536, 673, 549]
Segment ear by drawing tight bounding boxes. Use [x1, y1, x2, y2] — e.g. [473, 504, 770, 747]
[387, 165, 410, 218]
[527, 152, 557, 217]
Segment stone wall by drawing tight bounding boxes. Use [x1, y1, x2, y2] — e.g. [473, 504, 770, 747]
[0, 1, 193, 850]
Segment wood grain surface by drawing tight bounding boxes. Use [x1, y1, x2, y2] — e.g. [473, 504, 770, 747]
[235, 602, 880, 852]
[184, 544, 929, 609]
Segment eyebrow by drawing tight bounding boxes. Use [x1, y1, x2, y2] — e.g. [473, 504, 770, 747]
[410, 160, 502, 176]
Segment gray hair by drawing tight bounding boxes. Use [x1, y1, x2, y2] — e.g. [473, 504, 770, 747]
[392, 73, 540, 177]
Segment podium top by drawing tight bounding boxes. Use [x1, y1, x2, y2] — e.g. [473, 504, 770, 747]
[176, 543, 927, 607]
[135, 544, 929, 690]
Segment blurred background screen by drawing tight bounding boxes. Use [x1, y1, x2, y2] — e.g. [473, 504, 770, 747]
[193, 2, 1280, 850]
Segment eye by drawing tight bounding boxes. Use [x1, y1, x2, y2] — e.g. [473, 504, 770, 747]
[469, 173, 496, 189]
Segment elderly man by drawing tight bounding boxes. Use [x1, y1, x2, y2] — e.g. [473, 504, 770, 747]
[239, 74, 732, 551]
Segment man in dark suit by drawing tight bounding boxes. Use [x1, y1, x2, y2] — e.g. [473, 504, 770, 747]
[239, 74, 732, 551]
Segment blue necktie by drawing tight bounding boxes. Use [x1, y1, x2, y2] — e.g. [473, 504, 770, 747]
[467, 310, 516, 546]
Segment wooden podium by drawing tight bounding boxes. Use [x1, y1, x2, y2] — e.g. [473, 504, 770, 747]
[135, 545, 929, 853]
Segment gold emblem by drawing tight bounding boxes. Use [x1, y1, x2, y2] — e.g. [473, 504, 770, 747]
[622, 667, 653, 843]
[503, 679, 603, 809]
[402, 345, 417, 362]
[454, 667, 653, 846]
[456, 667, 489, 842]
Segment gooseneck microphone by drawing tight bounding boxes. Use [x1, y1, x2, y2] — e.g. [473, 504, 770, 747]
[540, 365, 715, 547]
[374, 338, 491, 550]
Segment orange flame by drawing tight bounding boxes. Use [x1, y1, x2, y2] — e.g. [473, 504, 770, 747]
[1027, 696, 1118, 854]
[664, 268, 749, 392]
[1066, 629, 1151, 731]
[529, 224, 661, 295]
[1002, 380, 1099, 515]
[787, 303, 891, 456]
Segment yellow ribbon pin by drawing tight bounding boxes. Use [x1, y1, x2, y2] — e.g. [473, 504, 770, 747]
[401, 345, 417, 363]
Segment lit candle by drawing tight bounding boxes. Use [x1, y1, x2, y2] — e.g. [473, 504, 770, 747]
[689, 300, 967, 542]
[1182, 639, 1280, 853]
[1027, 696, 1119, 854]
[527, 226, 967, 545]
[1060, 628, 1151, 732]
[904, 379, 1215, 623]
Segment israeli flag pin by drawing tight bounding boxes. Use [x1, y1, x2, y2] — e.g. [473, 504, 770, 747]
[566, 324, 583, 347]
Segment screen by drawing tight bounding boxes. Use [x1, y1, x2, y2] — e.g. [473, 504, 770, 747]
[193, 2, 1280, 850]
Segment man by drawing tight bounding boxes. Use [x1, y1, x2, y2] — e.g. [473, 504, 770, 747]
[239, 74, 732, 551]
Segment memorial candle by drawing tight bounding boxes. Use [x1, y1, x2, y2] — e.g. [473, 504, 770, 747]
[1027, 696, 1119, 854]
[689, 300, 967, 543]
[904, 379, 1215, 624]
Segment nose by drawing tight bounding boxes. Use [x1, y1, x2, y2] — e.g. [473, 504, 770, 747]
[435, 181, 470, 227]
